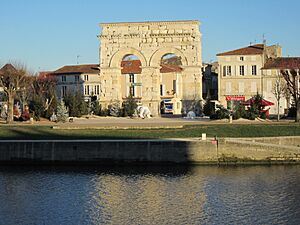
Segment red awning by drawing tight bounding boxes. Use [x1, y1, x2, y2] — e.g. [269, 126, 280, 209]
[242, 98, 274, 106]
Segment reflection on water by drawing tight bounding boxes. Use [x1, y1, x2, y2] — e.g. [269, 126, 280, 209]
[0, 165, 299, 224]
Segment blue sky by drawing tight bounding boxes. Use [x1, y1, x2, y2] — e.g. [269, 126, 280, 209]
[1, 0, 299, 72]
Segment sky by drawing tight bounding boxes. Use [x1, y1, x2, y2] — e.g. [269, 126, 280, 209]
[0, 0, 300, 72]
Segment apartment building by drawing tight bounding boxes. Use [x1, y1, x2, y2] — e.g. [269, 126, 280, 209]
[217, 43, 284, 114]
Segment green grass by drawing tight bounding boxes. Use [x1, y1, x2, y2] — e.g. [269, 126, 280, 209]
[0, 124, 299, 140]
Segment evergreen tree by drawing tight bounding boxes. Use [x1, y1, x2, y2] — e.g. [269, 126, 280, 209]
[122, 94, 137, 117]
[109, 101, 121, 117]
[56, 100, 69, 122]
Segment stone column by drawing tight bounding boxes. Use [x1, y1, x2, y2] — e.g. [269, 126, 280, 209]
[181, 66, 202, 115]
[99, 67, 122, 109]
[141, 66, 161, 116]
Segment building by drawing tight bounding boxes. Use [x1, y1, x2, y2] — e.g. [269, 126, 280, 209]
[261, 57, 300, 114]
[217, 43, 285, 114]
[98, 20, 203, 116]
[52, 64, 100, 101]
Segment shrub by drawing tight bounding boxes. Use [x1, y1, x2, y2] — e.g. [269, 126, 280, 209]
[109, 101, 121, 117]
[122, 94, 137, 117]
[210, 107, 230, 120]
[203, 98, 214, 116]
[288, 106, 297, 117]
[91, 100, 101, 116]
[260, 112, 267, 119]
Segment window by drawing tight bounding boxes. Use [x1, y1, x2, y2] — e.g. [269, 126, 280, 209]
[75, 75, 79, 82]
[240, 56, 244, 61]
[227, 66, 232, 76]
[62, 86, 67, 97]
[130, 86, 135, 96]
[129, 74, 134, 83]
[252, 65, 257, 75]
[223, 66, 226, 76]
[84, 75, 89, 81]
[84, 85, 90, 95]
[173, 80, 177, 93]
[95, 85, 100, 95]
[240, 66, 245, 76]
[61, 76, 66, 82]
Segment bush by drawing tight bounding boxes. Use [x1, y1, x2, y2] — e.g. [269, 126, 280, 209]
[109, 101, 121, 117]
[122, 94, 137, 117]
[288, 106, 297, 117]
[91, 100, 101, 116]
[203, 98, 214, 116]
[210, 107, 230, 120]
[260, 112, 267, 119]
[233, 105, 247, 120]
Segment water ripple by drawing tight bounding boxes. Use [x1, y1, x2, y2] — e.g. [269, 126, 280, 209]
[0, 165, 299, 224]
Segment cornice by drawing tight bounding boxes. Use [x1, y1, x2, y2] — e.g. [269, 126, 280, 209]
[100, 20, 200, 27]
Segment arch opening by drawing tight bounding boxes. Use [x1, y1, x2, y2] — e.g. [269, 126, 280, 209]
[120, 54, 142, 100]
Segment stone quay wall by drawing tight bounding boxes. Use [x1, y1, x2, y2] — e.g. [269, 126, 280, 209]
[0, 137, 299, 165]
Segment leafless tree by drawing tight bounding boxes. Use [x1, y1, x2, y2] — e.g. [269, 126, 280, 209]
[0, 63, 31, 123]
[281, 69, 300, 122]
[272, 74, 288, 121]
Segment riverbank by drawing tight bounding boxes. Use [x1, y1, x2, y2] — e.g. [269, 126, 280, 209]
[0, 136, 299, 165]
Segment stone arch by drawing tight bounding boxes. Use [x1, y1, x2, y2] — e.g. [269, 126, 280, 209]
[109, 47, 147, 67]
[149, 47, 188, 67]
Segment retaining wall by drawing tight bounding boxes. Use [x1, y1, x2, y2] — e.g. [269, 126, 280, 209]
[0, 137, 299, 164]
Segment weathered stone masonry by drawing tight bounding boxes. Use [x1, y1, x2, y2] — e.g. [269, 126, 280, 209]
[98, 20, 202, 116]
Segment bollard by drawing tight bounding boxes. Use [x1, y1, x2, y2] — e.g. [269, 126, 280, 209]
[229, 115, 233, 123]
[201, 133, 206, 141]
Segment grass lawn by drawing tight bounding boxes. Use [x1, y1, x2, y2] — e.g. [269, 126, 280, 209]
[0, 124, 299, 140]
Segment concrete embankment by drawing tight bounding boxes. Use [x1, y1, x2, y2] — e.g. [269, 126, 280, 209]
[0, 137, 299, 165]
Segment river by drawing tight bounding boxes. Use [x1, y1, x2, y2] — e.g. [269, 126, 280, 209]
[0, 165, 299, 225]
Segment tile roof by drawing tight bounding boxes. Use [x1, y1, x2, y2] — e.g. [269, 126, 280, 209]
[160, 64, 183, 73]
[262, 57, 300, 69]
[121, 60, 142, 74]
[217, 44, 264, 56]
[0, 63, 17, 75]
[121, 60, 182, 74]
[52, 64, 100, 75]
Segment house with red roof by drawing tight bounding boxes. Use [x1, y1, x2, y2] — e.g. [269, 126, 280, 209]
[216, 43, 296, 115]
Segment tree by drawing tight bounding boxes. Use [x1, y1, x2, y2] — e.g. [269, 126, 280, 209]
[56, 100, 69, 122]
[29, 73, 57, 119]
[122, 94, 137, 117]
[0, 64, 30, 123]
[63, 90, 88, 117]
[281, 69, 300, 122]
[272, 74, 288, 121]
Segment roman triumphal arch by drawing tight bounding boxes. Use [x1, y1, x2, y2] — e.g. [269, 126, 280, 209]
[98, 20, 202, 116]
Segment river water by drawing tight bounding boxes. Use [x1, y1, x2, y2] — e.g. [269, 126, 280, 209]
[0, 165, 299, 225]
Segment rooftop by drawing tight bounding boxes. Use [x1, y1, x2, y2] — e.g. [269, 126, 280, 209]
[262, 57, 300, 70]
[52, 64, 100, 75]
[217, 44, 264, 56]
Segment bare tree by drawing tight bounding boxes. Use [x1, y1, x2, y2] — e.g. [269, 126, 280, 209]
[281, 69, 300, 122]
[272, 74, 288, 121]
[0, 63, 30, 123]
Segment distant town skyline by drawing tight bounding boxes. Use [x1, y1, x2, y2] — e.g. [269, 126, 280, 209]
[1, 0, 300, 72]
